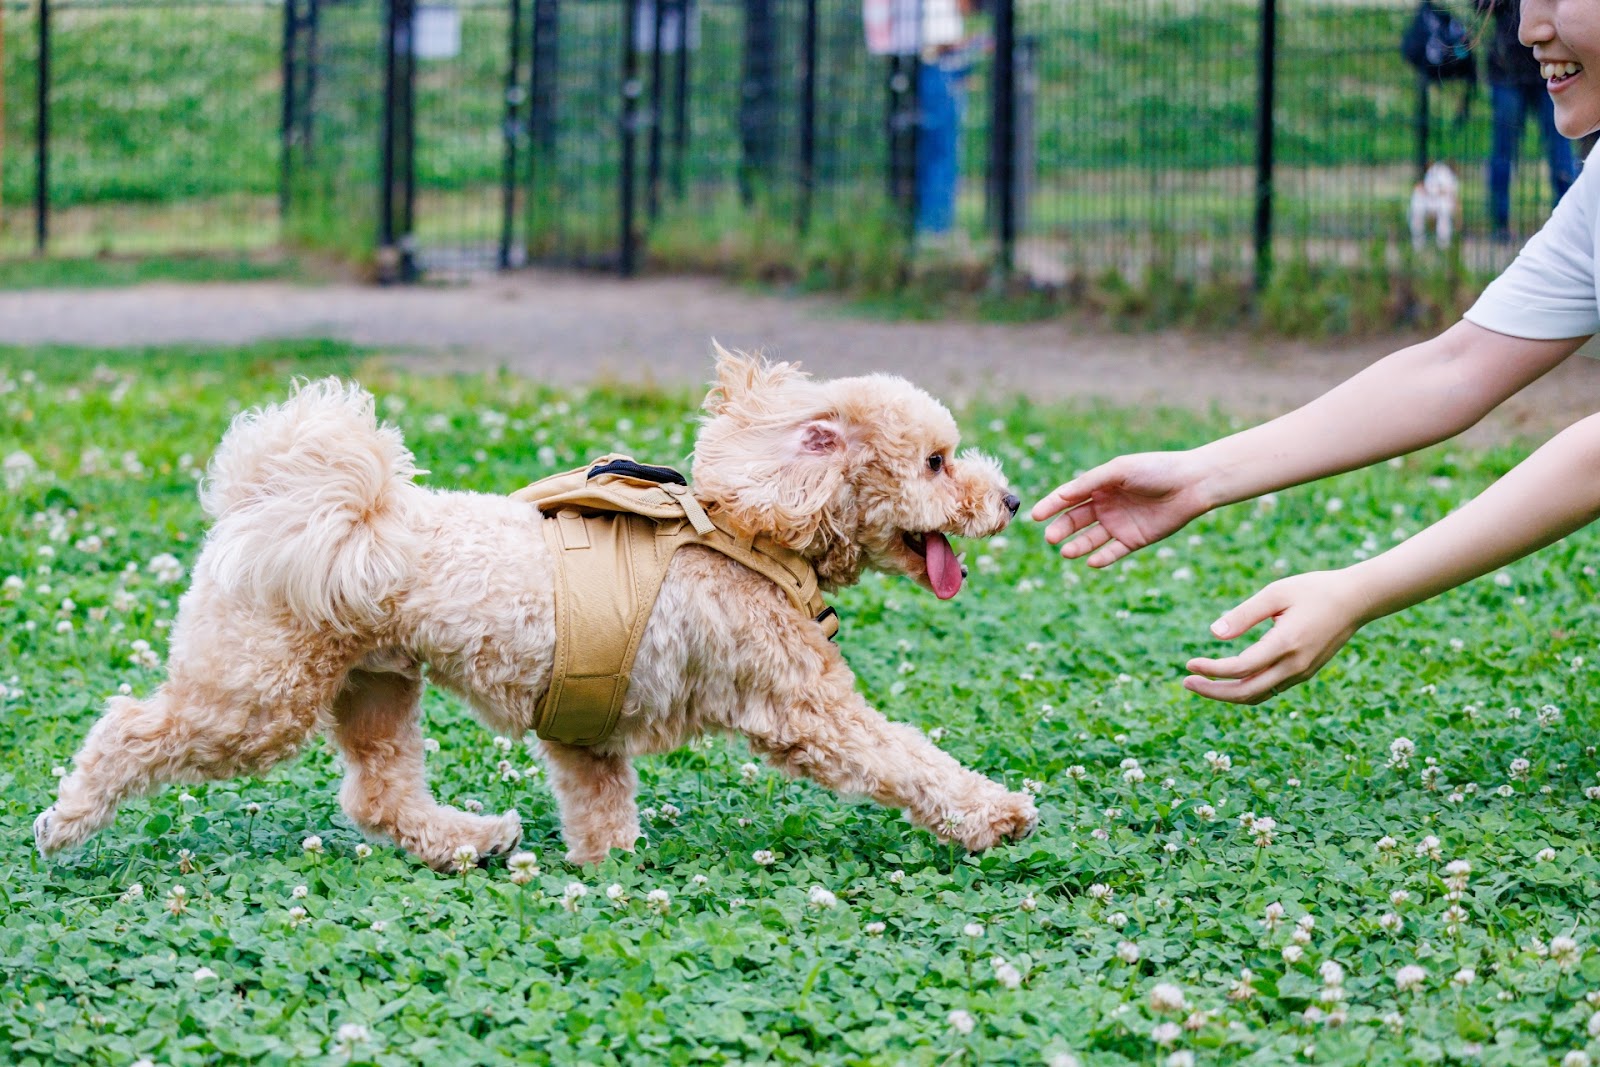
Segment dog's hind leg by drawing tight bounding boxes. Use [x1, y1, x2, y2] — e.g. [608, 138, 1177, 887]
[538, 741, 640, 865]
[331, 670, 522, 870]
[35, 674, 328, 856]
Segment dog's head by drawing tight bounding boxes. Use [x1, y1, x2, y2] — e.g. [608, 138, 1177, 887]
[691, 345, 1018, 597]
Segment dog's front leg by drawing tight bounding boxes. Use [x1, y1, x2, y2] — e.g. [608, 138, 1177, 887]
[739, 664, 1037, 852]
[538, 740, 641, 865]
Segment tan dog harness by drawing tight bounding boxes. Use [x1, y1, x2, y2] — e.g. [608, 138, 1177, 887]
[511, 456, 839, 746]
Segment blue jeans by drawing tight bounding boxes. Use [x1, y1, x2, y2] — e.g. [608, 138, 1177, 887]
[915, 61, 964, 235]
[1488, 81, 1576, 231]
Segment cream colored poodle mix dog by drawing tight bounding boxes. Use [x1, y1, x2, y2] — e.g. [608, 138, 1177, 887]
[35, 351, 1038, 869]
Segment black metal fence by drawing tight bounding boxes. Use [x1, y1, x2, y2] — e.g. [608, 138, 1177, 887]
[0, 0, 1578, 294]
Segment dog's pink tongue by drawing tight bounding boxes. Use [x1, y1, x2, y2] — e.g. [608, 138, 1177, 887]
[925, 532, 963, 600]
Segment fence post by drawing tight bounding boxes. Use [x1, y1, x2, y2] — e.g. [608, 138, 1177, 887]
[380, 0, 416, 282]
[886, 55, 916, 236]
[1414, 71, 1430, 182]
[646, 0, 665, 222]
[620, 0, 641, 275]
[670, 0, 689, 199]
[797, 0, 816, 234]
[501, 0, 527, 268]
[989, 0, 1016, 275]
[34, 0, 48, 254]
[738, 0, 776, 207]
[1253, 0, 1276, 292]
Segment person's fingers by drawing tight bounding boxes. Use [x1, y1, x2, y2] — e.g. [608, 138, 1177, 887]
[1182, 671, 1295, 705]
[1029, 478, 1092, 522]
[1083, 537, 1135, 568]
[1185, 634, 1286, 682]
[1057, 523, 1113, 560]
[1204, 586, 1285, 643]
[1042, 502, 1099, 546]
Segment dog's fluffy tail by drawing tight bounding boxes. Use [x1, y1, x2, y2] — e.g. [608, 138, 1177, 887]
[197, 377, 420, 632]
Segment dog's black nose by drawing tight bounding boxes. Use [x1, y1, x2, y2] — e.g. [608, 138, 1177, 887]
[1002, 493, 1020, 515]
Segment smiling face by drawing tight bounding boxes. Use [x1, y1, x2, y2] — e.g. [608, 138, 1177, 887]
[691, 350, 1019, 598]
[1523, 0, 1600, 138]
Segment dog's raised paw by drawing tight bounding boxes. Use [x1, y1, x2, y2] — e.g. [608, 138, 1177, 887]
[952, 792, 1039, 852]
[33, 806, 57, 855]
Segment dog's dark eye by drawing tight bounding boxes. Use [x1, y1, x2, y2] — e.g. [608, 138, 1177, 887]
[927, 454, 944, 473]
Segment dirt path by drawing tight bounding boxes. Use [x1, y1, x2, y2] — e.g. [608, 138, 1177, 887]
[4, 269, 1598, 443]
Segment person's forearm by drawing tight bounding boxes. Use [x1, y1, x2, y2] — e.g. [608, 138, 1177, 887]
[1190, 323, 1579, 511]
[1346, 411, 1600, 622]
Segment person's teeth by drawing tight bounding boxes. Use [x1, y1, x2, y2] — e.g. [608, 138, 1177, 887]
[1544, 61, 1584, 78]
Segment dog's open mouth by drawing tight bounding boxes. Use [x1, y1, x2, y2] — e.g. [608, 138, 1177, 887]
[902, 530, 967, 600]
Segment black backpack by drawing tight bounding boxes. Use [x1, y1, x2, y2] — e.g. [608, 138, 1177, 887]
[1401, 0, 1477, 84]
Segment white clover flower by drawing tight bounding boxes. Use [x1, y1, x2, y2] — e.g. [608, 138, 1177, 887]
[1394, 964, 1426, 992]
[807, 886, 838, 910]
[1116, 941, 1141, 964]
[740, 762, 761, 785]
[605, 884, 627, 904]
[1203, 750, 1232, 773]
[993, 958, 1023, 990]
[1376, 835, 1398, 853]
[336, 1023, 370, 1046]
[1551, 935, 1582, 969]
[1497, 784, 1515, 798]
[1123, 766, 1147, 784]
[1415, 835, 1442, 861]
[1238, 811, 1257, 831]
[657, 803, 682, 823]
[291, 885, 308, 899]
[1166, 1052, 1196, 1067]
[167, 885, 189, 916]
[1452, 967, 1476, 988]
[561, 883, 588, 912]
[1588, 1012, 1600, 1039]
[1193, 804, 1217, 822]
[1107, 911, 1129, 928]
[355, 843, 373, 860]
[192, 966, 218, 981]
[288, 906, 308, 926]
[1291, 926, 1311, 946]
[1319, 960, 1344, 986]
[1296, 914, 1315, 933]
[1282, 945, 1304, 964]
[1538, 704, 1563, 728]
[937, 812, 965, 837]
[301, 835, 324, 855]
[1228, 968, 1257, 1002]
[1020, 893, 1038, 913]
[1088, 883, 1113, 903]
[508, 852, 539, 885]
[1150, 983, 1187, 1013]
[119, 883, 145, 905]
[1537, 847, 1557, 863]
[889, 870, 905, 885]
[1563, 1053, 1591, 1067]
[1023, 778, 1044, 795]
[947, 1009, 976, 1035]
[1150, 1021, 1181, 1046]
[963, 922, 985, 938]
[1387, 737, 1415, 770]
[369, 921, 387, 933]
[450, 845, 479, 872]
[1263, 903, 1286, 930]
[1509, 758, 1531, 781]
[1066, 765, 1087, 780]
[864, 921, 886, 936]
[146, 553, 184, 584]
[752, 849, 775, 867]
[645, 888, 670, 915]
[1379, 912, 1403, 933]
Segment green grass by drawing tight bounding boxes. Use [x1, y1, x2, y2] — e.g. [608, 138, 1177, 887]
[6, 345, 1600, 1065]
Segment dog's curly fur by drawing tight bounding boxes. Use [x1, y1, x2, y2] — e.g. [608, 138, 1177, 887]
[36, 348, 1037, 869]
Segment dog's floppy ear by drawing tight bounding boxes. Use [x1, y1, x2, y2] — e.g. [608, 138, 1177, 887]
[703, 341, 811, 416]
[693, 404, 851, 550]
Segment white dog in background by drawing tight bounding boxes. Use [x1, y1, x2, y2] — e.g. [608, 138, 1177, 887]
[1409, 161, 1460, 250]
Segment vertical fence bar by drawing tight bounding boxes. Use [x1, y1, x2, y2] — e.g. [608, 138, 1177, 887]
[620, 0, 640, 275]
[380, 0, 399, 277]
[989, 0, 1015, 274]
[1414, 72, 1429, 183]
[797, 0, 815, 233]
[280, 0, 298, 221]
[646, 0, 664, 221]
[1253, 0, 1276, 292]
[398, 0, 415, 280]
[34, 0, 49, 254]
[670, 0, 688, 199]
[886, 54, 916, 237]
[501, 0, 526, 268]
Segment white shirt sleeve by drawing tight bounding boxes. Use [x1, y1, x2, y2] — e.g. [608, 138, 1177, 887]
[1464, 157, 1600, 340]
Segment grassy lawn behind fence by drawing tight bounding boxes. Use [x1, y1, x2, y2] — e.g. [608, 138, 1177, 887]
[4, 347, 1600, 1064]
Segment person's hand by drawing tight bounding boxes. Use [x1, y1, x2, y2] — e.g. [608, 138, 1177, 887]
[1183, 570, 1373, 704]
[1030, 451, 1213, 567]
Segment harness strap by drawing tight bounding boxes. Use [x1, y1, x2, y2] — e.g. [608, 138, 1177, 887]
[511, 456, 837, 745]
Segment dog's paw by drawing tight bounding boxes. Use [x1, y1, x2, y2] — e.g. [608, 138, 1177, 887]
[948, 791, 1039, 852]
[33, 804, 88, 856]
[416, 808, 524, 872]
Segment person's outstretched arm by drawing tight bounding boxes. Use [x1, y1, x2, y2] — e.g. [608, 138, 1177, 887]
[1031, 321, 1583, 567]
[1186, 408, 1600, 703]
